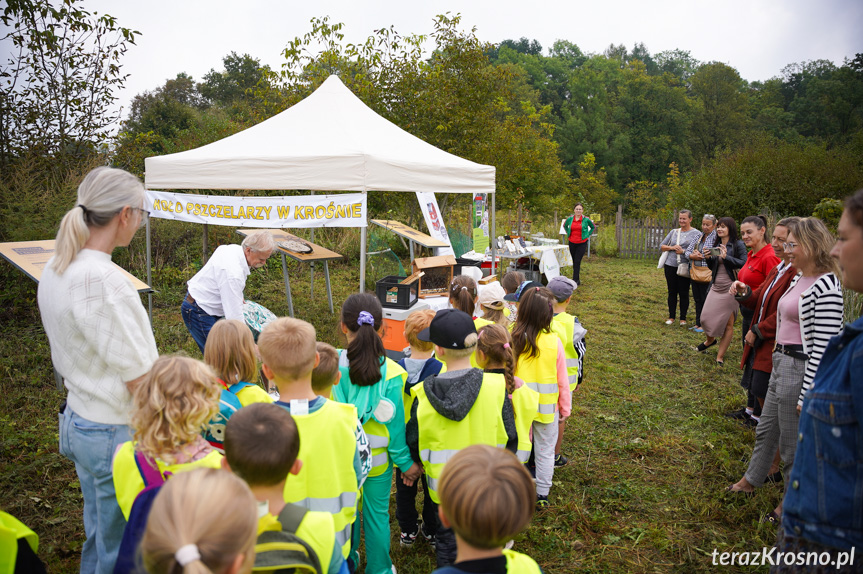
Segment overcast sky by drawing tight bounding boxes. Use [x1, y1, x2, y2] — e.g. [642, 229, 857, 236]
[26, 0, 863, 118]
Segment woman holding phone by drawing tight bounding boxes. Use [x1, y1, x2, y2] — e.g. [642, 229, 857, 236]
[696, 217, 746, 366]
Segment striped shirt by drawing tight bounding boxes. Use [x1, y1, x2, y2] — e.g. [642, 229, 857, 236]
[782, 272, 844, 406]
[684, 231, 717, 268]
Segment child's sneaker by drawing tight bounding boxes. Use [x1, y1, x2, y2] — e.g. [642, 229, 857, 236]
[399, 526, 418, 547]
[420, 522, 436, 549]
[554, 454, 569, 467]
[536, 494, 550, 509]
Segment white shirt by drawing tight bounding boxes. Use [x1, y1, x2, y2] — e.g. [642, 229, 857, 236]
[187, 244, 250, 321]
[37, 249, 158, 424]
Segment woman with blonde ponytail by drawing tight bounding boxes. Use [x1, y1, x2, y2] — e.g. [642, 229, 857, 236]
[140, 468, 257, 574]
[37, 166, 158, 574]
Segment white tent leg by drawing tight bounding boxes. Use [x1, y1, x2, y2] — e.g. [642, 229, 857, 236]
[490, 192, 496, 276]
[360, 214, 367, 292]
[146, 216, 153, 326]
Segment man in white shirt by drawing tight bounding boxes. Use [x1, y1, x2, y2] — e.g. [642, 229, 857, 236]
[182, 230, 275, 352]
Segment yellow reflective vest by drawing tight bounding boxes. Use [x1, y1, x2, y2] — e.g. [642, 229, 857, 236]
[503, 549, 543, 573]
[550, 312, 579, 391]
[0, 512, 38, 574]
[257, 506, 337, 573]
[281, 399, 359, 558]
[111, 441, 223, 520]
[509, 382, 540, 463]
[411, 373, 508, 503]
[513, 331, 560, 424]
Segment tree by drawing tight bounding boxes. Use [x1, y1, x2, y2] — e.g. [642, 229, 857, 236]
[573, 152, 616, 216]
[0, 0, 138, 168]
[689, 62, 749, 160]
[199, 52, 272, 110]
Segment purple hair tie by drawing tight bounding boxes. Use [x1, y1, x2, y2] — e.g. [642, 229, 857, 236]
[357, 311, 375, 326]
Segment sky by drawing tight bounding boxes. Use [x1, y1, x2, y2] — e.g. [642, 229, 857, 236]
[11, 0, 863, 119]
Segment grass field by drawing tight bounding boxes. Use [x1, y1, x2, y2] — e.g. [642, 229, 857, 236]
[0, 253, 784, 573]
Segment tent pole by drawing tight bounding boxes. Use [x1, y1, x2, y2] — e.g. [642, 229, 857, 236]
[146, 215, 153, 326]
[310, 191, 315, 298]
[360, 192, 367, 293]
[490, 191, 496, 277]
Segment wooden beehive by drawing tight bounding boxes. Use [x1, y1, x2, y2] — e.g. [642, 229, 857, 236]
[411, 255, 455, 298]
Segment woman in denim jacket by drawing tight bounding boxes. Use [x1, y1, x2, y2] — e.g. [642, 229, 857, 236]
[774, 189, 863, 572]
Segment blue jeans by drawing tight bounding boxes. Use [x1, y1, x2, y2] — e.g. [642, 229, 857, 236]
[181, 294, 221, 354]
[59, 407, 131, 574]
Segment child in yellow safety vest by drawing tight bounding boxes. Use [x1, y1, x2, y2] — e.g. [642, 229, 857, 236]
[547, 276, 587, 469]
[332, 293, 422, 574]
[509, 284, 571, 509]
[139, 468, 258, 574]
[432, 445, 545, 574]
[405, 309, 517, 567]
[258, 317, 370, 562]
[112, 356, 224, 521]
[395, 308, 444, 548]
[222, 403, 347, 574]
[475, 324, 540, 465]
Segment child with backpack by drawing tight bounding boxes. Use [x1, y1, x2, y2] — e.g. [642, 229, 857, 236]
[432, 445, 544, 574]
[475, 324, 540, 465]
[139, 468, 258, 574]
[111, 356, 225, 573]
[405, 309, 517, 566]
[202, 319, 273, 451]
[223, 403, 347, 574]
[510, 286, 571, 509]
[258, 317, 369, 561]
[332, 293, 422, 574]
[395, 308, 444, 548]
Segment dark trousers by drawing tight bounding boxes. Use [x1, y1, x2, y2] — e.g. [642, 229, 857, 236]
[740, 306, 754, 346]
[568, 241, 588, 285]
[691, 280, 710, 327]
[394, 471, 437, 536]
[664, 264, 691, 320]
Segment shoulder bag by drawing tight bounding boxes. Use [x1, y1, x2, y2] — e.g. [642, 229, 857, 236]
[689, 233, 711, 283]
[675, 229, 690, 277]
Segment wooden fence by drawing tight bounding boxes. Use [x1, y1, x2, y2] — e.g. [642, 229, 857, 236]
[614, 205, 677, 259]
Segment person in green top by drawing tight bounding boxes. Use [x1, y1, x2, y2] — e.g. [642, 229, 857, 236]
[561, 203, 596, 286]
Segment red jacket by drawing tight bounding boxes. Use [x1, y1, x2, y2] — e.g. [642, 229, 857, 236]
[738, 263, 797, 372]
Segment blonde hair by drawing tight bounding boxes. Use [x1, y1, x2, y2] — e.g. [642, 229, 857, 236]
[52, 167, 146, 275]
[131, 355, 221, 465]
[479, 305, 509, 327]
[438, 445, 535, 549]
[203, 320, 258, 385]
[258, 318, 317, 380]
[788, 217, 842, 277]
[311, 342, 339, 393]
[140, 468, 257, 574]
[404, 309, 436, 352]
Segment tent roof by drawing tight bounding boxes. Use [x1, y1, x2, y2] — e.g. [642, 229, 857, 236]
[144, 75, 495, 194]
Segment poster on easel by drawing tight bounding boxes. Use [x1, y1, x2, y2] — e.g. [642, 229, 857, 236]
[472, 193, 489, 253]
[416, 192, 455, 256]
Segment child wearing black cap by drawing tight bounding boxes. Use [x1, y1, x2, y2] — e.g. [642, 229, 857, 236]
[404, 309, 517, 568]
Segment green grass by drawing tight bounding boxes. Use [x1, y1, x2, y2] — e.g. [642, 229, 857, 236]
[0, 253, 780, 573]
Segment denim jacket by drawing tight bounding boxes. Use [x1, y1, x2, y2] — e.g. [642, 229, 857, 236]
[782, 316, 863, 551]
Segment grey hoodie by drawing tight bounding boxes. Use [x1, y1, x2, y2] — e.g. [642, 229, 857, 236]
[406, 367, 518, 464]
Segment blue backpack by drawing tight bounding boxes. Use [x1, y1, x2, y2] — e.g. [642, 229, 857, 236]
[113, 451, 167, 574]
[205, 381, 257, 451]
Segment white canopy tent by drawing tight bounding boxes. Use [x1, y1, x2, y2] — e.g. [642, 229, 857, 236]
[144, 74, 497, 297]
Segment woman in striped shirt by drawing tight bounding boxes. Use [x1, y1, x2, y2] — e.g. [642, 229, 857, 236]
[725, 218, 844, 525]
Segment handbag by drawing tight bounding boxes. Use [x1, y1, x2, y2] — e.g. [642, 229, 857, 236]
[673, 229, 689, 277]
[691, 264, 711, 283]
[657, 251, 669, 268]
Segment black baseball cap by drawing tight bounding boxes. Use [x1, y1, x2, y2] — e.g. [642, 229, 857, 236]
[417, 308, 478, 349]
[503, 280, 544, 302]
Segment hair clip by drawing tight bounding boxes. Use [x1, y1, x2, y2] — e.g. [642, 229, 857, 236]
[357, 311, 375, 326]
[503, 342, 510, 349]
[175, 544, 201, 566]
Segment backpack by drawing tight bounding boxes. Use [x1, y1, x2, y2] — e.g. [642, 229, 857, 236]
[205, 381, 257, 451]
[254, 504, 323, 574]
[113, 451, 168, 574]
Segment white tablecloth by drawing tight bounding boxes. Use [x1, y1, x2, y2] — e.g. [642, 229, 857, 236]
[422, 280, 503, 312]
